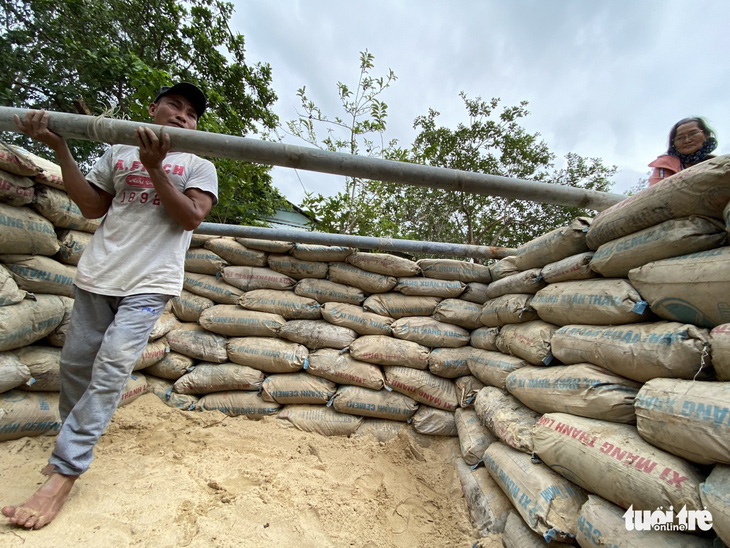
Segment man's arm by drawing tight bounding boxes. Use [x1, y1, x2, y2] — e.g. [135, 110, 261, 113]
[14, 111, 114, 218]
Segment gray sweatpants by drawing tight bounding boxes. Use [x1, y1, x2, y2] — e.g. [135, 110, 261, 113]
[49, 288, 169, 476]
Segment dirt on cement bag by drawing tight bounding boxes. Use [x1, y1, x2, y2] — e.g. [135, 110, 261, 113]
[148, 311, 179, 341]
[489, 256, 520, 282]
[411, 405, 457, 436]
[454, 375, 486, 408]
[329, 385, 419, 421]
[394, 276, 465, 298]
[474, 386, 539, 453]
[0, 264, 26, 306]
[238, 288, 321, 320]
[327, 262, 397, 294]
[432, 298, 483, 330]
[184, 248, 229, 275]
[635, 378, 730, 465]
[348, 335, 430, 370]
[145, 375, 198, 409]
[455, 407, 498, 465]
[261, 372, 337, 405]
[0, 352, 32, 393]
[1, 254, 76, 297]
[468, 349, 530, 389]
[189, 234, 217, 248]
[346, 252, 420, 277]
[577, 494, 714, 548]
[479, 294, 537, 327]
[501, 511, 573, 548]
[166, 323, 228, 363]
[142, 351, 196, 380]
[416, 258, 492, 283]
[56, 229, 92, 266]
[0, 390, 61, 441]
[470, 327, 500, 351]
[226, 336, 308, 374]
[183, 272, 242, 304]
[12, 346, 61, 392]
[278, 319, 358, 350]
[12, 146, 63, 189]
[290, 243, 354, 262]
[235, 237, 294, 254]
[505, 364, 641, 424]
[132, 337, 169, 371]
[0, 294, 66, 351]
[710, 323, 730, 381]
[320, 302, 393, 336]
[455, 457, 512, 536]
[427, 347, 473, 378]
[267, 254, 328, 279]
[460, 282, 490, 304]
[533, 413, 706, 512]
[540, 251, 596, 284]
[305, 348, 385, 390]
[198, 305, 285, 337]
[170, 289, 214, 322]
[0, 170, 35, 206]
[629, 247, 730, 328]
[203, 237, 267, 266]
[221, 266, 296, 292]
[513, 217, 592, 271]
[353, 418, 410, 442]
[551, 321, 710, 383]
[484, 442, 588, 543]
[31, 186, 100, 233]
[0, 203, 60, 256]
[362, 293, 441, 319]
[383, 365, 459, 411]
[496, 320, 558, 366]
[586, 155, 730, 249]
[531, 279, 650, 326]
[700, 464, 730, 546]
[173, 362, 264, 395]
[590, 216, 727, 278]
[391, 317, 470, 348]
[44, 296, 74, 348]
[198, 391, 281, 419]
[276, 404, 363, 437]
[485, 268, 546, 299]
[0, 142, 41, 177]
[294, 278, 366, 305]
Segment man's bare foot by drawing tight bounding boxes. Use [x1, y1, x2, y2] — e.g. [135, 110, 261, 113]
[2, 473, 77, 529]
[40, 463, 55, 476]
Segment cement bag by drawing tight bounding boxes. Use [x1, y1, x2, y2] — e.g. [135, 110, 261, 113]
[484, 442, 588, 543]
[635, 378, 730, 465]
[277, 404, 363, 436]
[56, 229, 92, 266]
[0, 294, 66, 351]
[479, 294, 537, 327]
[235, 237, 293, 254]
[1, 254, 76, 297]
[540, 252, 596, 284]
[305, 349, 385, 390]
[14, 146, 63, 188]
[346, 252, 420, 277]
[189, 233, 217, 247]
[513, 217, 592, 270]
[710, 323, 730, 381]
[329, 385, 418, 421]
[586, 155, 730, 249]
[12, 346, 61, 391]
[431, 298, 483, 330]
[552, 322, 710, 382]
[474, 387, 539, 453]
[327, 262, 397, 294]
[261, 372, 337, 404]
[197, 391, 281, 419]
[505, 364, 641, 423]
[496, 320, 558, 366]
[461, 282, 490, 304]
[203, 237, 267, 266]
[278, 319, 358, 350]
[268, 254, 328, 279]
[132, 337, 169, 371]
[628, 247, 730, 328]
[221, 266, 295, 292]
[146, 375, 198, 410]
[470, 327, 500, 351]
[353, 418, 409, 442]
[291, 243, 354, 262]
[0, 203, 60, 256]
[700, 465, 730, 546]
[166, 323, 228, 363]
[0, 390, 61, 441]
[31, 186, 100, 233]
[148, 311, 179, 341]
[489, 256, 519, 281]
[0, 170, 34, 206]
[170, 289, 214, 322]
[238, 289, 321, 320]
[454, 375, 485, 407]
[577, 494, 713, 548]
[411, 405, 456, 436]
[182, 272, 242, 304]
[384, 365, 458, 411]
[0, 142, 41, 177]
[532, 413, 706, 511]
[44, 296, 74, 347]
[391, 317, 469, 348]
[485, 268, 545, 299]
[198, 305, 285, 337]
[502, 511, 573, 548]
[454, 457, 511, 536]
[320, 302, 393, 336]
[455, 407, 498, 465]
[590, 216, 727, 278]
[142, 351, 195, 380]
[531, 279, 649, 326]
[417, 258, 492, 283]
[294, 278, 366, 305]
[0, 352, 32, 392]
[184, 248, 228, 275]
[0, 264, 26, 306]
[118, 373, 148, 407]
[363, 293, 441, 319]
[427, 347, 473, 378]
[173, 362, 264, 394]
[226, 336, 308, 373]
[394, 276, 465, 298]
[468, 349, 529, 389]
[348, 335, 430, 370]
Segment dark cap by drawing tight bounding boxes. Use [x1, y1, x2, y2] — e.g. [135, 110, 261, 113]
[153, 82, 207, 119]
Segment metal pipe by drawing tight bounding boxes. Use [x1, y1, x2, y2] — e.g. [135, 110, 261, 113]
[196, 222, 515, 259]
[0, 107, 626, 211]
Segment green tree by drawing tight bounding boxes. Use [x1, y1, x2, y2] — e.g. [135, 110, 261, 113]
[0, 0, 286, 224]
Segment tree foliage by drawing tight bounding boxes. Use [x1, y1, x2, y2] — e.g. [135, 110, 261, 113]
[0, 0, 287, 224]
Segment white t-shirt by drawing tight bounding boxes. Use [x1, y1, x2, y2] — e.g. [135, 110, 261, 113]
[75, 145, 218, 297]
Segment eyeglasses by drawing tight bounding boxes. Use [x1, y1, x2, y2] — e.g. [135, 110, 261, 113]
[674, 129, 705, 143]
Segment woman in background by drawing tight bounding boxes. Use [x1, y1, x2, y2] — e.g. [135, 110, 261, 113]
[649, 117, 717, 185]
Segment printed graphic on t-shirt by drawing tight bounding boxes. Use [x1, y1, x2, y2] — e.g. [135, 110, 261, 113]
[112, 158, 187, 207]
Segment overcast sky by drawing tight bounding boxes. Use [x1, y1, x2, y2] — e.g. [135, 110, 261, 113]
[230, 0, 730, 205]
